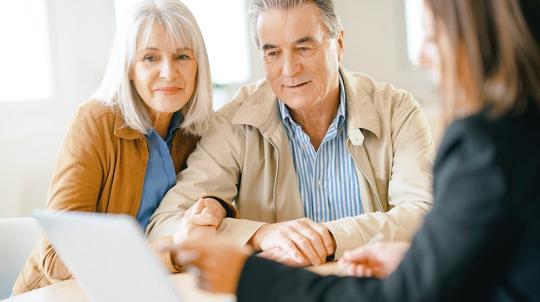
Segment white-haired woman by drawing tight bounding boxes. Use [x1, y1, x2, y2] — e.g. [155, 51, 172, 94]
[13, 0, 226, 294]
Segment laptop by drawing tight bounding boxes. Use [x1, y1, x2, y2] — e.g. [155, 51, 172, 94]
[33, 210, 182, 302]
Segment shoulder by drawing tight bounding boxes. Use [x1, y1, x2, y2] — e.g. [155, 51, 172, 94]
[436, 109, 530, 164]
[438, 105, 540, 177]
[437, 113, 497, 165]
[343, 70, 420, 109]
[433, 111, 516, 191]
[67, 99, 121, 140]
[73, 99, 118, 125]
[216, 79, 272, 121]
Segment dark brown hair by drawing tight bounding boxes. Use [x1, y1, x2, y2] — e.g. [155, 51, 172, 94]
[425, 0, 540, 122]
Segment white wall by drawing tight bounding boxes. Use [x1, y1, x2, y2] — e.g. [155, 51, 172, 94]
[336, 0, 438, 103]
[0, 0, 115, 217]
[0, 0, 439, 218]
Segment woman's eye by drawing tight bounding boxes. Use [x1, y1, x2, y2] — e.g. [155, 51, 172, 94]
[143, 55, 157, 63]
[177, 54, 191, 60]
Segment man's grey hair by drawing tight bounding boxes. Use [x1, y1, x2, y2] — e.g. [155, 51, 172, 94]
[248, 0, 342, 48]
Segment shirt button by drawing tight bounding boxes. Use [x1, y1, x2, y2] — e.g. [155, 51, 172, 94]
[350, 128, 364, 145]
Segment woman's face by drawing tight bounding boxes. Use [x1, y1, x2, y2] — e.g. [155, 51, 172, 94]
[418, 4, 442, 84]
[131, 24, 198, 117]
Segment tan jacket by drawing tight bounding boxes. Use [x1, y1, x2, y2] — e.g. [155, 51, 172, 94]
[147, 69, 434, 258]
[12, 100, 198, 295]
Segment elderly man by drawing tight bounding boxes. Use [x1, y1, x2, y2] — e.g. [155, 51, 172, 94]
[147, 0, 434, 267]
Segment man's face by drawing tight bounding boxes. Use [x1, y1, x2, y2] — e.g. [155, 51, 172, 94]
[256, 4, 344, 111]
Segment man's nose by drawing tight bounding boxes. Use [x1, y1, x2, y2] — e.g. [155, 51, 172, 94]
[282, 52, 301, 76]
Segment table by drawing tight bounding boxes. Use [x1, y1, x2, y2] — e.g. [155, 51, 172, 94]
[2, 262, 339, 302]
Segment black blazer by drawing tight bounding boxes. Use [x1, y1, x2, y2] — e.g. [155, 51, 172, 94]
[237, 104, 540, 302]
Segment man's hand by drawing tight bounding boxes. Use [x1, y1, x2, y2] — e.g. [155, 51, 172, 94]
[165, 238, 249, 294]
[173, 197, 226, 244]
[257, 247, 310, 266]
[248, 218, 336, 266]
[338, 241, 410, 278]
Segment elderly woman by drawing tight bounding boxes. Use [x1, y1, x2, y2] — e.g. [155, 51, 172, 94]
[12, 0, 226, 294]
[167, 0, 540, 301]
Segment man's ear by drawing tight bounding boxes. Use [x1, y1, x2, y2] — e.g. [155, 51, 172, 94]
[337, 30, 345, 62]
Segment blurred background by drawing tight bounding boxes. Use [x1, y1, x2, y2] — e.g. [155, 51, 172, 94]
[0, 0, 440, 218]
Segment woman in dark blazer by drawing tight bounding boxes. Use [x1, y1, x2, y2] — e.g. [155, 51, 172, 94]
[167, 0, 540, 301]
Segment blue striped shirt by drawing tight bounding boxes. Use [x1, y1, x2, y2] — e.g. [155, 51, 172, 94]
[279, 76, 363, 223]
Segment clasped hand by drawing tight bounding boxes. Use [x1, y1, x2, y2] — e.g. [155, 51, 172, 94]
[250, 218, 336, 266]
[172, 197, 226, 244]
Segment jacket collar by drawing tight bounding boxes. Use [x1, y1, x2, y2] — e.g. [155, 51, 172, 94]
[113, 112, 145, 140]
[230, 67, 381, 142]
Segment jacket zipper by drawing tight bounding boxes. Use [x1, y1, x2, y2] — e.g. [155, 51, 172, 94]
[346, 138, 384, 212]
[267, 137, 280, 221]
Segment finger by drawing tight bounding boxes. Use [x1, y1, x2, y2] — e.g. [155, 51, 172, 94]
[197, 274, 213, 292]
[186, 198, 206, 216]
[187, 226, 216, 239]
[305, 221, 335, 256]
[373, 267, 388, 279]
[278, 238, 307, 264]
[172, 249, 202, 266]
[294, 222, 327, 262]
[261, 248, 299, 266]
[343, 245, 374, 262]
[202, 198, 226, 219]
[355, 264, 367, 277]
[288, 232, 321, 265]
[257, 248, 280, 260]
[191, 213, 219, 227]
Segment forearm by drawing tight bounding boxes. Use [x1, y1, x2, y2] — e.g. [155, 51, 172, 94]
[324, 201, 430, 258]
[40, 237, 73, 280]
[237, 256, 384, 302]
[218, 218, 266, 247]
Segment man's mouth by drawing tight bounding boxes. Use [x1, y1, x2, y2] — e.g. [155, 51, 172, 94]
[284, 81, 309, 88]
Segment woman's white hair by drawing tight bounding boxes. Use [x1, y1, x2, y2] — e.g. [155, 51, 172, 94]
[92, 0, 212, 136]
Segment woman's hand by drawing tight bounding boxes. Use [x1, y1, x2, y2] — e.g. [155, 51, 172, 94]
[165, 237, 250, 294]
[338, 241, 410, 279]
[172, 197, 226, 244]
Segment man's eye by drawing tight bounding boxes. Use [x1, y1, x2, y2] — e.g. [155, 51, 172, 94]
[298, 47, 314, 53]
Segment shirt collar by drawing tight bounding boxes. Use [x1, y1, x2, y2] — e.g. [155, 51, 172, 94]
[165, 111, 183, 142]
[147, 111, 183, 143]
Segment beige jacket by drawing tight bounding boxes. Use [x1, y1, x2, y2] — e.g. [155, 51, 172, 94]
[147, 69, 435, 258]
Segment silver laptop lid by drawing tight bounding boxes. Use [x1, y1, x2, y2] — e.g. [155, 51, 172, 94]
[33, 210, 181, 302]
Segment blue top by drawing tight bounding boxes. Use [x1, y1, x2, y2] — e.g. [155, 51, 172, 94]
[136, 112, 182, 228]
[278, 75, 363, 222]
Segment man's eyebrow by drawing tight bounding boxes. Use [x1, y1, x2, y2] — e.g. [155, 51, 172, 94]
[262, 44, 278, 51]
[261, 36, 316, 50]
[295, 36, 316, 44]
